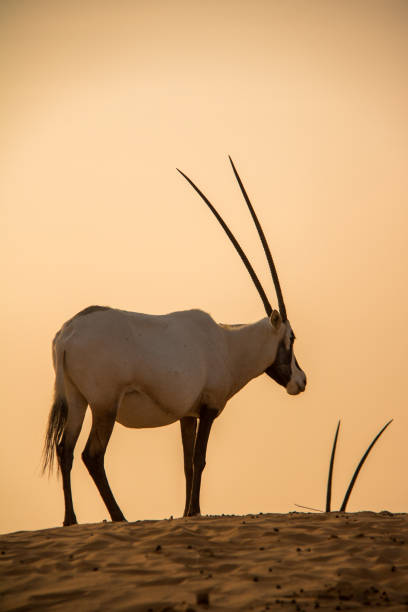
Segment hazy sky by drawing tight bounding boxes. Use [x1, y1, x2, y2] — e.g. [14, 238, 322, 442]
[1, 0, 408, 533]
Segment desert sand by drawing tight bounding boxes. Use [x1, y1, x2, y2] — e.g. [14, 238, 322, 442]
[1, 512, 408, 611]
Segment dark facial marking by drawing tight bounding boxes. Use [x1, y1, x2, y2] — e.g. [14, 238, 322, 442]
[265, 332, 294, 387]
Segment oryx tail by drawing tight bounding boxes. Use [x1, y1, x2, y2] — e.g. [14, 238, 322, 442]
[42, 341, 68, 475]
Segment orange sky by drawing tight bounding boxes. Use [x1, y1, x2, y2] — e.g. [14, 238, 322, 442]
[1, 0, 408, 533]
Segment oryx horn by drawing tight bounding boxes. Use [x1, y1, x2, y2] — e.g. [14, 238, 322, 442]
[177, 167, 273, 316]
[228, 156, 287, 322]
[177, 159, 285, 319]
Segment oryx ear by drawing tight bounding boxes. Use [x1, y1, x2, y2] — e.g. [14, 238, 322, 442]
[270, 309, 281, 330]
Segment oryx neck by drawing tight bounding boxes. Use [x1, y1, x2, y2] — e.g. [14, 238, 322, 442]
[220, 317, 280, 399]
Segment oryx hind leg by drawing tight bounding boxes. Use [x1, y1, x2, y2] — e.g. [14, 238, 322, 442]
[180, 417, 198, 517]
[82, 403, 126, 522]
[57, 383, 87, 526]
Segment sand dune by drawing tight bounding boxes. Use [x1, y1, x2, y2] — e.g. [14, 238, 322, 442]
[1, 512, 408, 611]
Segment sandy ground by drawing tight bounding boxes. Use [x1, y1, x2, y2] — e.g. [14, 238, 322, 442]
[1, 512, 408, 611]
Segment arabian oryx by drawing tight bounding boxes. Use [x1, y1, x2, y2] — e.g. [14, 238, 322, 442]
[43, 157, 307, 526]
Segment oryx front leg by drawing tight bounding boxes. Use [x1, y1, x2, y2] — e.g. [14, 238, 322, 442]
[180, 416, 198, 517]
[82, 405, 126, 523]
[186, 407, 217, 517]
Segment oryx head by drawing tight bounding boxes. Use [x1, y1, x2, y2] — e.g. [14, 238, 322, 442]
[265, 311, 306, 395]
[178, 156, 307, 396]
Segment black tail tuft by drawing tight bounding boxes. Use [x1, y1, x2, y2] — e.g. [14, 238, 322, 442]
[42, 395, 68, 476]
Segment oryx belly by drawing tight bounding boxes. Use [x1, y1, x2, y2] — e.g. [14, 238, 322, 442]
[116, 390, 181, 428]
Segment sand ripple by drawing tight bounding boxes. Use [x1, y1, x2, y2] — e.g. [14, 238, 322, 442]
[1, 512, 408, 611]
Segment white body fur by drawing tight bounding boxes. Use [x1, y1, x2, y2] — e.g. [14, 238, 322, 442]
[54, 306, 303, 431]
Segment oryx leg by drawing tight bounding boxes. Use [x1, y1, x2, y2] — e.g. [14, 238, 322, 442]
[180, 416, 198, 517]
[186, 406, 217, 517]
[82, 404, 126, 522]
[57, 385, 87, 526]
